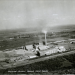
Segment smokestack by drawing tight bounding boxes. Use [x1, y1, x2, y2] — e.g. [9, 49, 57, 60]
[42, 30, 47, 45]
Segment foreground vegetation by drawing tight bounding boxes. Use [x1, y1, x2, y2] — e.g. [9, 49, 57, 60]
[0, 53, 75, 74]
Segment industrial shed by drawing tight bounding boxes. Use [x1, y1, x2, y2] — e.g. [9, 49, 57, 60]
[0, 51, 9, 62]
[38, 45, 50, 50]
[25, 45, 33, 50]
[55, 46, 66, 52]
[15, 49, 26, 55]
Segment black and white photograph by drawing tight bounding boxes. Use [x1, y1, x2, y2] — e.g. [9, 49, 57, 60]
[0, 0, 75, 74]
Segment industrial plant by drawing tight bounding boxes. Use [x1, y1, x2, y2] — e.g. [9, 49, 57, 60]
[0, 29, 75, 70]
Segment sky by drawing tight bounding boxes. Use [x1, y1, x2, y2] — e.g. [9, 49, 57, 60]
[0, 0, 75, 30]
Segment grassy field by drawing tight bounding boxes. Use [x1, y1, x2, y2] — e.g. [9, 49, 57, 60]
[0, 29, 75, 51]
